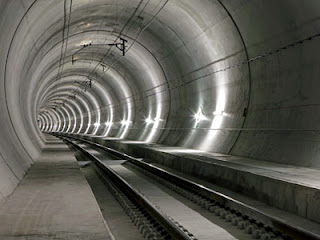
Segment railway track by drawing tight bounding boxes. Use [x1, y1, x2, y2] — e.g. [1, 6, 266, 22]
[53, 133, 320, 240]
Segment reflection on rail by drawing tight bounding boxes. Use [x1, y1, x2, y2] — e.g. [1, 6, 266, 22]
[53, 133, 320, 240]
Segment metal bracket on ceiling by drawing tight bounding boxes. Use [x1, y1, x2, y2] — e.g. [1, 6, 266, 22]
[107, 37, 128, 56]
[100, 63, 106, 71]
[75, 79, 92, 93]
[75, 79, 92, 88]
[72, 37, 127, 66]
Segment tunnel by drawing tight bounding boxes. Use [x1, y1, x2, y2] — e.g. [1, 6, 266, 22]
[0, 0, 320, 239]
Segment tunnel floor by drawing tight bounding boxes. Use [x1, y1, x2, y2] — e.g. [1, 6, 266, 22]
[1, 134, 320, 239]
[0, 135, 112, 240]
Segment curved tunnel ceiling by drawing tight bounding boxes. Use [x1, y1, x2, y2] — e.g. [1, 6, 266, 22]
[1, 0, 320, 188]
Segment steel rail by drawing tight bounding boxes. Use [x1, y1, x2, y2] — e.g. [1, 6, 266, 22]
[60, 135, 194, 240]
[54, 133, 320, 240]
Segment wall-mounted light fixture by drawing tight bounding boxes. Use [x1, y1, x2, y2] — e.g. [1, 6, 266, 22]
[121, 119, 131, 125]
[154, 117, 163, 122]
[213, 110, 224, 116]
[194, 108, 205, 124]
[145, 116, 154, 124]
[105, 121, 113, 126]
[108, 37, 128, 56]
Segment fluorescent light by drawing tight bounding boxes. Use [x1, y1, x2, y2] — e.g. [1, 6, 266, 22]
[194, 108, 205, 123]
[93, 122, 100, 127]
[213, 110, 223, 116]
[145, 116, 154, 124]
[154, 117, 163, 122]
[105, 121, 113, 126]
[121, 119, 131, 125]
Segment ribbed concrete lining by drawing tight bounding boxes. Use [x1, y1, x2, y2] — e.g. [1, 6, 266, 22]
[1, 0, 320, 200]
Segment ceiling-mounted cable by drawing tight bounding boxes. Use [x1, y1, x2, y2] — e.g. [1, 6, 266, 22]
[51, 0, 67, 98]
[56, 0, 146, 106]
[45, 29, 320, 117]
[46, 0, 168, 110]
[87, 0, 169, 89]
[48, 0, 73, 100]
[123, 0, 150, 37]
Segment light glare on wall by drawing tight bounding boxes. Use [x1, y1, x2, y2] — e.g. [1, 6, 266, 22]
[121, 119, 131, 125]
[105, 121, 113, 126]
[145, 116, 154, 124]
[194, 108, 205, 123]
[154, 117, 163, 122]
[93, 122, 100, 127]
[213, 110, 223, 116]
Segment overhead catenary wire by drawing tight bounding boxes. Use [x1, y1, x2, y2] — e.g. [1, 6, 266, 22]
[42, 0, 169, 128]
[122, 0, 151, 37]
[52, 0, 67, 98]
[46, 2, 319, 125]
[54, 0, 168, 107]
[52, 30, 320, 117]
[57, 0, 147, 104]
[92, 0, 169, 83]
[50, 0, 73, 99]
[85, 0, 145, 78]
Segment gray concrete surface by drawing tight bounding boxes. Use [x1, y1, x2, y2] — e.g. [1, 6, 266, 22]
[150, 162, 320, 238]
[0, 136, 112, 240]
[108, 164, 247, 240]
[71, 133, 320, 224]
[80, 163, 144, 240]
[0, 0, 320, 236]
[76, 140, 250, 239]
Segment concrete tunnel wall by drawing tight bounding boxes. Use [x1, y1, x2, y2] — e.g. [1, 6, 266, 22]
[0, 0, 320, 201]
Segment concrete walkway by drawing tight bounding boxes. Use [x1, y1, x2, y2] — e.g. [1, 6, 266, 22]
[0, 135, 113, 240]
